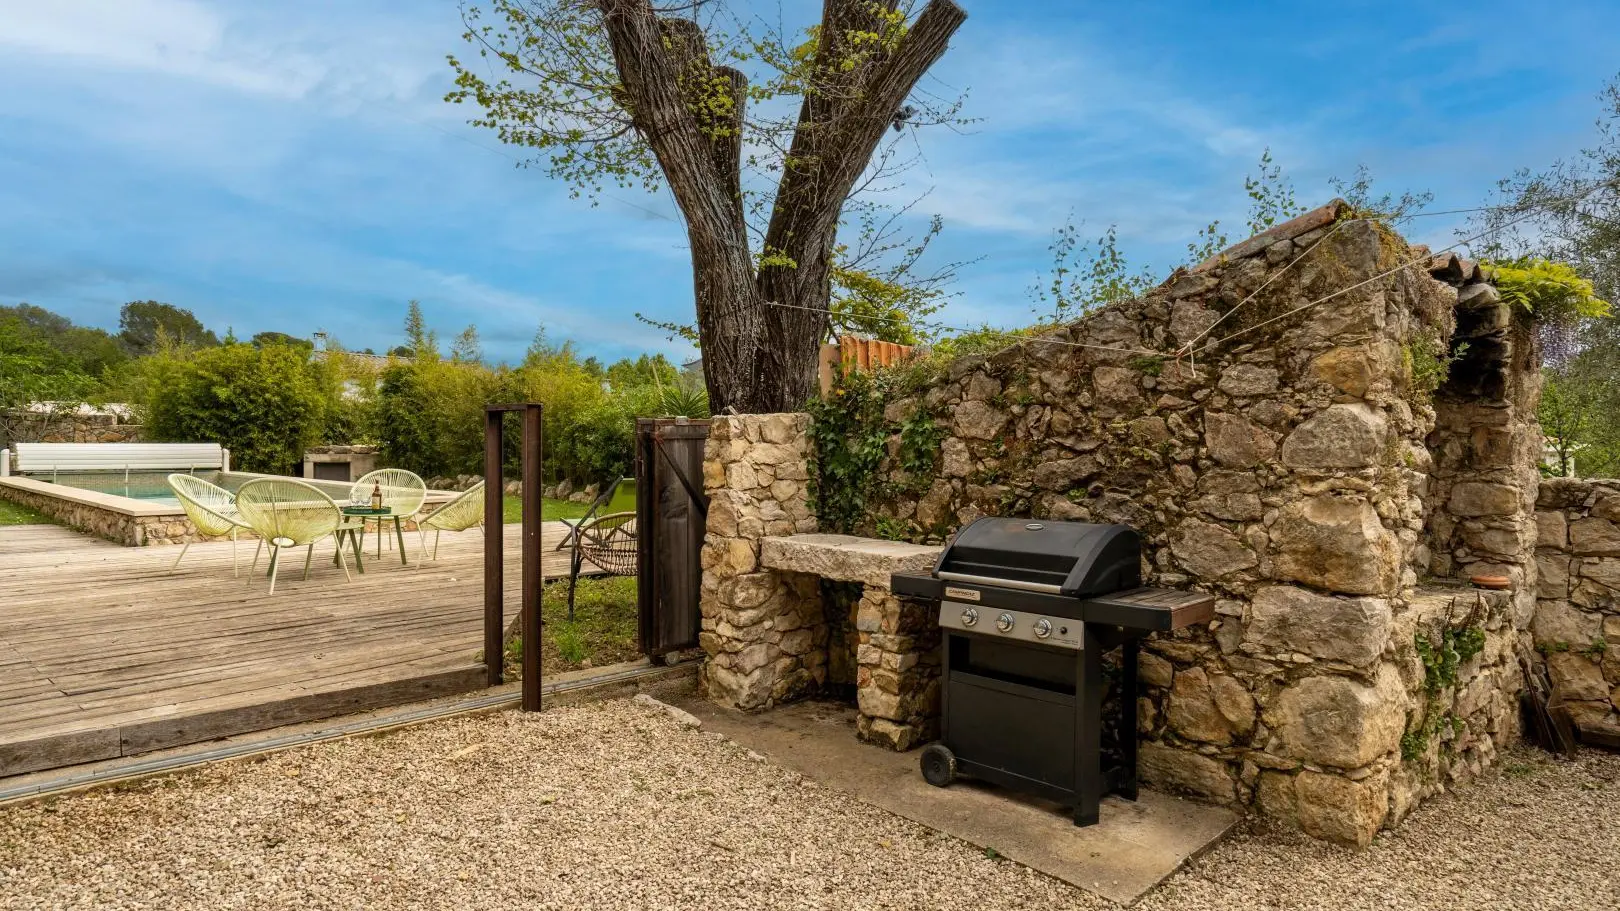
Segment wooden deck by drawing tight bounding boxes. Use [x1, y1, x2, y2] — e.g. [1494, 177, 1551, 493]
[0, 522, 599, 777]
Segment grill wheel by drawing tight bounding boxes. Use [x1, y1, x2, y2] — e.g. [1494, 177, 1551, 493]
[920, 743, 957, 788]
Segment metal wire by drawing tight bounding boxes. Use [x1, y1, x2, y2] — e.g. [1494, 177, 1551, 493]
[1211, 188, 1610, 349]
[765, 175, 1620, 363]
[1172, 217, 1351, 356]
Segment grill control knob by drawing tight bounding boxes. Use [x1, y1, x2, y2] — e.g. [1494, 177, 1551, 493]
[995, 612, 1015, 633]
[1033, 618, 1052, 639]
[959, 607, 979, 627]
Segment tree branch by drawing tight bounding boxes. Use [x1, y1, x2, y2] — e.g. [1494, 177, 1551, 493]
[760, 0, 967, 288]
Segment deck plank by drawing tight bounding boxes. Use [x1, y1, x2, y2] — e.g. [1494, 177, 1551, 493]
[0, 521, 613, 776]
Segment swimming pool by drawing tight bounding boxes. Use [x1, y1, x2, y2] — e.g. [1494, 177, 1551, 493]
[0, 469, 441, 545]
[20, 470, 358, 511]
[28, 470, 233, 508]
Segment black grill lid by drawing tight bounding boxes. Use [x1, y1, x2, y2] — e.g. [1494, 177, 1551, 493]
[933, 517, 1141, 597]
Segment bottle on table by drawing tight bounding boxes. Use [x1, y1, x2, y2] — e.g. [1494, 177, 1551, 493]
[370, 481, 383, 511]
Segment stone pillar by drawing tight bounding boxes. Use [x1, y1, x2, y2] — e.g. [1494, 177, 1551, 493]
[853, 589, 941, 750]
[698, 414, 822, 711]
[1533, 477, 1620, 742]
[1425, 271, 1543, 629]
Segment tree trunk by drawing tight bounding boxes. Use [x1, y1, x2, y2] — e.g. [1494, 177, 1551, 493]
[597, 0, 967, 414]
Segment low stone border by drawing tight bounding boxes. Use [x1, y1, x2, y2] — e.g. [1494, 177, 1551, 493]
[0, 476, 191, 545]
[0, 475, 460, 547]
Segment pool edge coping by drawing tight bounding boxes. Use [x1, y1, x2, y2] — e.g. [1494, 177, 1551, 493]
[0, 476, 182, 517]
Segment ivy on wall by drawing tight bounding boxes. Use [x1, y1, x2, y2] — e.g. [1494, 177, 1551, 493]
[1401, 617, 1487, 762]
[806, 365, 943, 536]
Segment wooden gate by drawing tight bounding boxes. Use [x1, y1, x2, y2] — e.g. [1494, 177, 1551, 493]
[635, 418, 709, 658]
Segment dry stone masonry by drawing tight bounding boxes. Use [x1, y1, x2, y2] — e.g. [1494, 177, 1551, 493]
[1, 405, 142, 449]
[1535, 477, 1620, 743]
[699, 201, 1552, 846]
[698, 415, 825, 712]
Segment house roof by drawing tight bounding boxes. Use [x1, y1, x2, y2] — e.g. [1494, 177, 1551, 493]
[315, 350, 405, 370]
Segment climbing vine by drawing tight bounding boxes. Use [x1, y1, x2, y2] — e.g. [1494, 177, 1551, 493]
[806, 368, 889, 534]
[1401, 620, 1487, 762]
[807, 364, 942, 534]
[897, 405, 945, 478]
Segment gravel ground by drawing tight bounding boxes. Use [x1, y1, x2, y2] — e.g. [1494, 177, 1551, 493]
[1, 699, 1616, 910]
[1140, 748, 1620, 911]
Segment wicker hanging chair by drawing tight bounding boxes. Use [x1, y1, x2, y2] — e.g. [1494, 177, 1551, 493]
[568, 510, 637, 618]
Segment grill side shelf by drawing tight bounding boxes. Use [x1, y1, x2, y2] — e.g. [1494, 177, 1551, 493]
[1080, 587, 1215, 631]
[891, 572, 943, 600]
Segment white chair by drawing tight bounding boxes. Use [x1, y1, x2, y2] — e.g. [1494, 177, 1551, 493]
[235, 478, 358, 594]
[416, 481, 486, 561]
[166, 474, 254, 577]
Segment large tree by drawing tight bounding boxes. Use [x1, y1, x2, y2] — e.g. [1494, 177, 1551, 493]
[118, 300, 219, 355]
[449, 0, 967, 412]
[1470, 73, 1620, 475]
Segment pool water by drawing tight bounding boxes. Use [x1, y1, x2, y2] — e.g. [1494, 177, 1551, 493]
[30, 470, 234, 508]
[27, 471, 366, 511]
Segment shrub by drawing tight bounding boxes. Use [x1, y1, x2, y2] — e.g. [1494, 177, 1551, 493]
[371, 320, 708, 486]
[141, 340, 339, 473]
[1491, 257, 1610, 324]
[374, 356, 502, 479]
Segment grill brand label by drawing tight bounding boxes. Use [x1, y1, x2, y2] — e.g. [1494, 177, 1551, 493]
[944, 586, 980, 602]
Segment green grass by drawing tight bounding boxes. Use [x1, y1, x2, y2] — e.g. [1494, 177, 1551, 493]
[0, 499, 52, 526]
[503, 575, 641, 674]
[502, 495, 593, 524]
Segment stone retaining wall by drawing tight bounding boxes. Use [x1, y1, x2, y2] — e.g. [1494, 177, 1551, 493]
[696, 202, 1544, 846]
[0, 478, 195, 545]
[2, 408, 142, 449]
[1534, 477, 1620, 741]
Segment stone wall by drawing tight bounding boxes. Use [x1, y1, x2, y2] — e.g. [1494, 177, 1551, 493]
[1424, 253, 1544, 632]
[697, 413, 945, 749]
[698, 414, 824, 711]
[0, 478, 195, 545]
[827, 201, 1538, 845]
[1534, 477, 1620, 742]
[695, 202, 1546, 846]
[758, 535, 943, 749]
[1, 407, 142, 450]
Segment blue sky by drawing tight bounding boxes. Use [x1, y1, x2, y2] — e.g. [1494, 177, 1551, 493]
[1, 0, 1616, 365]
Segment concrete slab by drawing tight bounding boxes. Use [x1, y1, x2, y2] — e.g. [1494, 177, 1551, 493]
[674, 697, 1238, 906]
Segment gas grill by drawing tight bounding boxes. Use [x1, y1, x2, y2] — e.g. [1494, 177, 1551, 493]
[891, 517, 1214, 826]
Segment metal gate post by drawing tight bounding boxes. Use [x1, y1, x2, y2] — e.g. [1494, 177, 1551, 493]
[484, 402, 545, 708]
[520, 404, 544, 711]
[483, 408, 504, 687]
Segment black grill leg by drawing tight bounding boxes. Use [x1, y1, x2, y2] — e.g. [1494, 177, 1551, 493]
[1120, 636, 1140, 802]
[1075, 623, 1103, 826]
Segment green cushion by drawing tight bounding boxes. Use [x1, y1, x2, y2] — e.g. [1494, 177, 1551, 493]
[603, 479, 637, 515]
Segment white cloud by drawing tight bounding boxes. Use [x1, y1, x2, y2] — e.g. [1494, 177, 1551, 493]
[0, 0, 329, 98]
[873, 21, 1304, 250]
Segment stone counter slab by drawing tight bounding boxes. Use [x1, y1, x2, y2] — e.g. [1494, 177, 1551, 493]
[759, 534, 943, 590]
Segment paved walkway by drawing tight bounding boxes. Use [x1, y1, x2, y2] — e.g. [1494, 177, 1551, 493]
[0, 521, 593, 776]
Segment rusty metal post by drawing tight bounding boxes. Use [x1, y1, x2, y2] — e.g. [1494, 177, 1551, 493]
[521, 404, 544, 711]
[483, 407, 504, 686]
